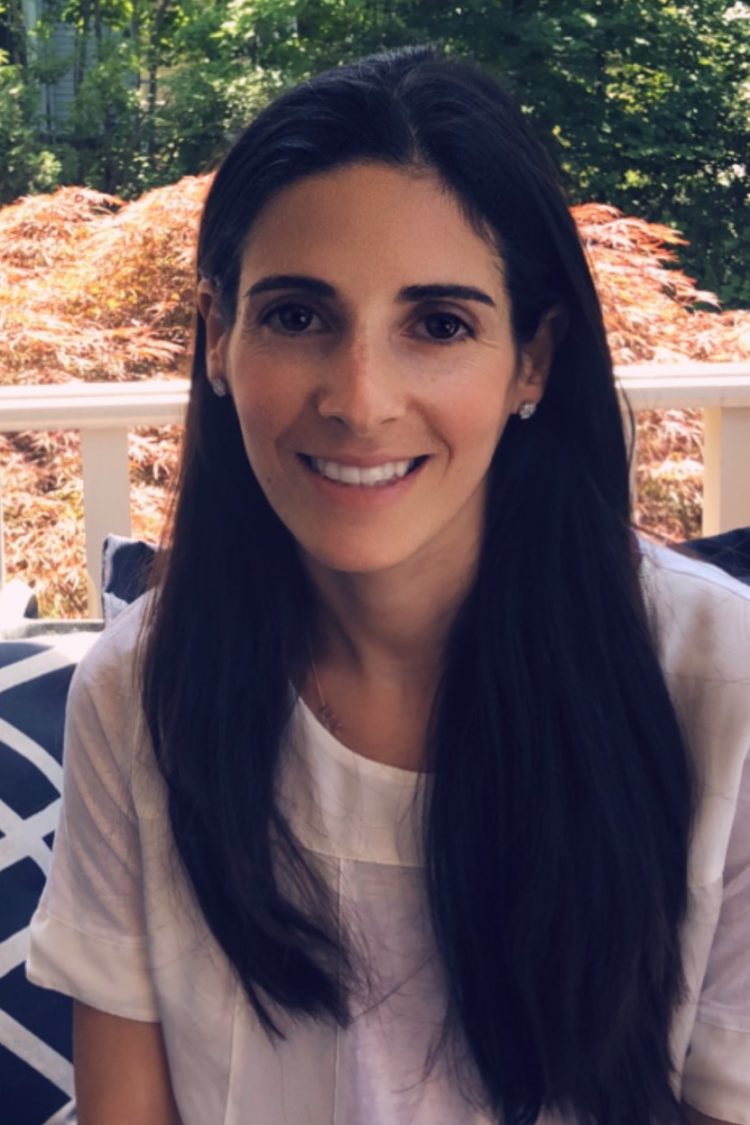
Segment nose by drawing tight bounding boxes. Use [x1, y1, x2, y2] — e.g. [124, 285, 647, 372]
[314, 337, 406, 433]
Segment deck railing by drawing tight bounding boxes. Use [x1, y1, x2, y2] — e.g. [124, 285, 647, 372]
[1, 363, 749, 614]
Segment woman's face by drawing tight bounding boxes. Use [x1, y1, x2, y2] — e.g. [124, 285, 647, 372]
[200, 163, 552, 579]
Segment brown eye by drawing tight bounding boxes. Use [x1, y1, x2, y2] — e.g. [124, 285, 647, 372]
[423, 312, 469, 341]
[265, 304, 318, 332]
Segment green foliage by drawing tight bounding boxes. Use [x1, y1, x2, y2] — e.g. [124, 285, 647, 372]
[66, 42, 143, 191]
[463, 0, 750, 309]
[1, 0, 748, 305]
[338, 0, 748, 305]
[0, 54, 61, 203]
[152, 61, 276, 184]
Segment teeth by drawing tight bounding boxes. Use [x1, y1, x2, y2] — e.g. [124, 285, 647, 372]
[311, 458, 416, 486]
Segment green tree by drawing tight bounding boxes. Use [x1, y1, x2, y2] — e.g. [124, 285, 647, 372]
[2, 0, 748, 306]
[0, 51, 61, 202]
[434, 0, 750, 308]
[192, 0, 750, 305]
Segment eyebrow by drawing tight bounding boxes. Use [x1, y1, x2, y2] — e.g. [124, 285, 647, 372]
[398, 283, 496, 308]
[246, 275, 336, 299]
[245, 275, 496, 307]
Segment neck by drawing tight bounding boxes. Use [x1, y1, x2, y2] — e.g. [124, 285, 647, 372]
[304, 549, 476, 684]
[298, 535, 480, 770]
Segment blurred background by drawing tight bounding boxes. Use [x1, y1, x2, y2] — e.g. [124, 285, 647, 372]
[1, 0, 749, 615]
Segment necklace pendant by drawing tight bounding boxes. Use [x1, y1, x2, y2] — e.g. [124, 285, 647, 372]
[317, 703, 342, 736]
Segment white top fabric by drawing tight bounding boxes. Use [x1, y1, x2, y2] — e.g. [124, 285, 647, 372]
[27, 544, 750, 1125]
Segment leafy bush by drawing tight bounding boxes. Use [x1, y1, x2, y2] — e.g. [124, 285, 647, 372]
[150, 61, 276, 186]
[65, 43, 144, 194]
[0, 57, 61, 204]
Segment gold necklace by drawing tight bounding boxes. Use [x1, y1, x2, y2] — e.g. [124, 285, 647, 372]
[309, 654, 343, 736]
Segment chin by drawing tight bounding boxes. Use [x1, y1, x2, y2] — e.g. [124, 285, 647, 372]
[299, 539, 417, 577]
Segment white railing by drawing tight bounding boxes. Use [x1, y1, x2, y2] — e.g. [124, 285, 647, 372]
[1, 364, 749, 614]
[616, 361, 750, 534]
[0, 380, 187, 614]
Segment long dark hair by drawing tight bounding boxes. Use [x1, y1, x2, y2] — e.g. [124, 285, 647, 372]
[143, 47, 694, 1124]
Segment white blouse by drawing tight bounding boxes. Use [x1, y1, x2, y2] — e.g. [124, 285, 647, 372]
[27, 544, 750, 1124]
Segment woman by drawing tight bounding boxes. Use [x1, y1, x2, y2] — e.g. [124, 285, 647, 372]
[28, 47, 750, 1125]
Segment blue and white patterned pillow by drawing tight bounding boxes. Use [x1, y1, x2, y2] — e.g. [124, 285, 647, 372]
[101, 534, 156, 624]
[0, 632, 98, 1125]
[684, 527, 750, 585]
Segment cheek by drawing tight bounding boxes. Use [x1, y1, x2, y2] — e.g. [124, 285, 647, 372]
[230, 394, 283, 488]
[231, 372, 308, 456]
[226, 335, 308, 420]
[437, 375, 515, 455]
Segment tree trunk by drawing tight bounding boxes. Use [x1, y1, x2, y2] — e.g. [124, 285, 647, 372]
[75, 0, 92, 94]
[93, 0, 103, 59]
[146, 0, 171, 160]
[4, 0, 28, 67]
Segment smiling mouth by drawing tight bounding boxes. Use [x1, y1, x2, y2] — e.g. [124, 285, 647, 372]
[300, 455, 427, 487]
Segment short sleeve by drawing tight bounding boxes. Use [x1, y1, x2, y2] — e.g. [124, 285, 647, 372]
[26, 632, 159, 1022]
[682, 747, 750, 1124]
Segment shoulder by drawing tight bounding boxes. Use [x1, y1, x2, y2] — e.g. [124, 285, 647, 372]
[65, 594, 155, 780]
[70, 593, 151, 705]
[638, 538, 750, 681]
[640, 542, 750, 840]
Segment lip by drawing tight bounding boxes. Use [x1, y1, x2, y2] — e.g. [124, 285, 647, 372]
[299, 453, 425, 468]
[297, 453, 428, 505]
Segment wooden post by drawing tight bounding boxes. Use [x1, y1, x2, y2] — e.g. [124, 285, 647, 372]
[80, 427, 131, 615]
[0, 480, 5, 589]
[703, 406, 750, 536]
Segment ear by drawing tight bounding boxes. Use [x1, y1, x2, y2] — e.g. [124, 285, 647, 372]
[514, 305, 564, 408]
[196, 277, 230, 384]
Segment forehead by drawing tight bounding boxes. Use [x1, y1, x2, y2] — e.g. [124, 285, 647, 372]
[239, 162, 505, 294]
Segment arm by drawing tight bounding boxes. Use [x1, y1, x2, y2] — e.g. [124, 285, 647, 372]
[74, 1002, 182, 1125]
[680, 716, 750, 1125]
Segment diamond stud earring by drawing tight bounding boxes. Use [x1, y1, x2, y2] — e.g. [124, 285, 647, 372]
[518, 400, 537, 421]
[211, 378, 229, 398]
